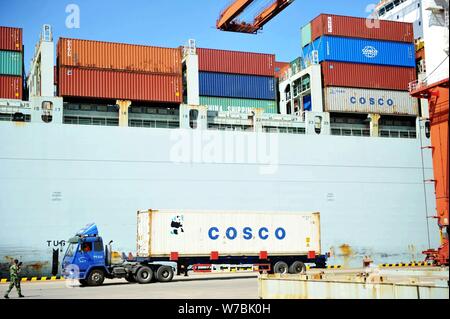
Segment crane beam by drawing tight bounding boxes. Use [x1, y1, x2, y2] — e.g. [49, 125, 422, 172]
[253, 0, 293, 30]
[217, 0, 255, 31]
[217, 0, 294, 34]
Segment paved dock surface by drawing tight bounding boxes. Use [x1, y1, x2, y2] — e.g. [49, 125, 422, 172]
[2, 267, 446, 299]
[1, 273, 259, 299]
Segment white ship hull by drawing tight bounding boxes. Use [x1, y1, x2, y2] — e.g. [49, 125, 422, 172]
[0, 122, 439, 276]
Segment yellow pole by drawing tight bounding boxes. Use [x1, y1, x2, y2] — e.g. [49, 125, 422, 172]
[369, 114, 381, 137]
[117, 100, 132, 127]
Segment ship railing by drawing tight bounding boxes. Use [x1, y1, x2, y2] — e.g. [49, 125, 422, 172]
[63, 116, 119, 127]
[379, 129, 417, 139]
[207, 124, 253, 132]
[262, 126, 306, 134]
[409, 79, 427, 92]
[331, 127, 370, 137]
[331, 127, 416, 139]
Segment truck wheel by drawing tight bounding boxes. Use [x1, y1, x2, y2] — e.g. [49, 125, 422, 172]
[289, 261, 306, 274]
[79, 279, 88, 286]
[273, 261, 289, 274]
[135, 266, 153, 284]
[125, 274, 136, 283]
[156, 266, 174, 283]
[87, 269, 105, 286]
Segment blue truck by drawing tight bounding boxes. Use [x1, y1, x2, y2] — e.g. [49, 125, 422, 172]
[62, 223, 177, 286]
[62, 210, 327, 286]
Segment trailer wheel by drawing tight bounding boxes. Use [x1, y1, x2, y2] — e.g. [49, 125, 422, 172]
[135, 266, 153, 284]
[87, 269, 105, 286]
[156, 266, 174, 283]
[273, 261, 289, 274]
[289, 261, 306, 274]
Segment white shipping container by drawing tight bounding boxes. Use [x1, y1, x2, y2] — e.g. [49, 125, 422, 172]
[137, 210, 321, 258]
[324, 87, 419, 115]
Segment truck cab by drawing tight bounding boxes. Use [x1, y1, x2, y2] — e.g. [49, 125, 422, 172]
[62, 223, 175, 286]
[62, 223, 109, 285]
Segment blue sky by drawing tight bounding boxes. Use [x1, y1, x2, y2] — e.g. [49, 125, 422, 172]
[0, 0, 375, 72]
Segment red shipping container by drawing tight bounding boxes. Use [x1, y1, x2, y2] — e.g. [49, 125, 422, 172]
[0, 26, 23, 52]
[58, 67, 182, 103]
[57, 38, 182, 75]
[311, 14, 414, 44]
[321, 61, 417, 91]
[197, 48, 275, 76]
[0, 75, 22, 99]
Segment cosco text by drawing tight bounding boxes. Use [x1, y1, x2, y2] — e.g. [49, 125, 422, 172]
[208, 227, 286, 240]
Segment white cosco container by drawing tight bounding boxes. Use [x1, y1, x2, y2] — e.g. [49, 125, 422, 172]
[137, 210, 321, 258]
[324, 87, 419, 115]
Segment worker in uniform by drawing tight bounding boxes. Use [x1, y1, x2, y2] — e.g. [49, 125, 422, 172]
[4, 259, 24, 299]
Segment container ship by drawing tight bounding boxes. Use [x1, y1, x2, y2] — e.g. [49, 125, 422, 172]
[0, 3, 448, 277]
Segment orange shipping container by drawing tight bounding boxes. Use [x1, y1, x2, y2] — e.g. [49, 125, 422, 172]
[57, 38, 182, 75]
[58, 67, 182, 103]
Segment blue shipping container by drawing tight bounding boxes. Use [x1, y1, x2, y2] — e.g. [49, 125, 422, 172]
[302, 36, 415, 67]
[199, 72, 276, 100]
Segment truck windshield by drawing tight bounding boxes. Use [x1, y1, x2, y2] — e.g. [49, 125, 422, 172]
[64, 243, 76, 258]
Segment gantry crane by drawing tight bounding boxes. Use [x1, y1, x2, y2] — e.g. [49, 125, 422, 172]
[411, 79, 449, 266]
[217, 0, 294, 33]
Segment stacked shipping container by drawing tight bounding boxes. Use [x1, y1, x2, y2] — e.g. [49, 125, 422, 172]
[57, 38, 182, 103]
[305, 14, 414, 43]
[300, 14, 418, 116]
[303, 36, 416, 67]
[197, 48, 277, 113]
[320, 62, 417, 91]
[0, 26, 23, 100]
